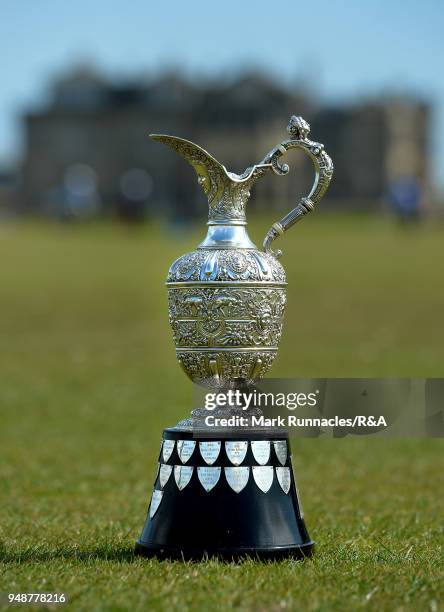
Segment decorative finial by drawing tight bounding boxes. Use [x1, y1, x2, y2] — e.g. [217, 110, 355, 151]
[286, 115, 311, 140]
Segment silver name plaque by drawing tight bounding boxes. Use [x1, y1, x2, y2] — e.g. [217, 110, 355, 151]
[177, 439, 196, 463]
[149, 489, 163, 518]
[225, 467, 250, 493]
[174, 465, 194, 490]
[159, 464, 173, 489]
[252, 466, 274, 493]
[251, 441, 271, 465]
[199, 441, 221, 465]
[197, 466, 222, 492]
[225, 441, 248, 466]
[162, 439, 175, 463]
[276, 466, 291, 494]
[273, 441, 287, 466]
[295, 482, 304, 517]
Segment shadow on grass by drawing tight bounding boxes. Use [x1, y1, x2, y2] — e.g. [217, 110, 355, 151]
[0, 545, 300, 566]
[0, 544, 136, 564]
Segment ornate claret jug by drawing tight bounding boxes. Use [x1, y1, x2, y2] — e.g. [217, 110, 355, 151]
[161, 116, 334, 388]
[135, 116, 333, 561]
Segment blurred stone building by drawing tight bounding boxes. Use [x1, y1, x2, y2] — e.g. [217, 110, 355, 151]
[19, 66, 430, 220]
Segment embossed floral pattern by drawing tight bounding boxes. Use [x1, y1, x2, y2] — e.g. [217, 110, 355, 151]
[168, 287, 285, 349]
[177, 350, 277, 385]
[167, 249, 286, 284]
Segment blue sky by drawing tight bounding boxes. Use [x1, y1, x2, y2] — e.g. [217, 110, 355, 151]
[2, 0, 444, 187]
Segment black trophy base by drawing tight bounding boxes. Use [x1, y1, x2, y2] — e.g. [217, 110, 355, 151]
[135, 428, 313, 562]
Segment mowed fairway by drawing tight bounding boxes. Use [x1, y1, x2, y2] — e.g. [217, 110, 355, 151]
[0, 215, 443, 610]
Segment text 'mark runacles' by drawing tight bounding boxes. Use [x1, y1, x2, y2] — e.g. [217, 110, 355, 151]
[225, 466, 250, 493]
[199, 441, 221, 465]
[162, 439, 175, 463]
[197, 466, 221, 492]
[149, 490, 163, 518]
[174, 465, 194, 490]
[225, 441, 248, 465]
[177, 440, 196, 463]
[251, 441, 271, 465]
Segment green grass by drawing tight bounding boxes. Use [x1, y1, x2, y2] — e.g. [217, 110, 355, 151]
[0, 215, 443, 611]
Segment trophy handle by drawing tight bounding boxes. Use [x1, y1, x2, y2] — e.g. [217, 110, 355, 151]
[262, 116, 334, 258]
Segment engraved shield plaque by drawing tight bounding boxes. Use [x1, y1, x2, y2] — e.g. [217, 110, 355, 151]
[251, 441, 270, 465]
[197, 466, 222, 492]
[225, 441, 248, 466]
[225, 467, 250, 493]
[162, 439, 175, 463]
[276, 466, 291, 494]
[199, 441, 221, 465]
[252, 466, 274, 493]
[273, 440, 287, 466]
[295, 482, 304, 517]
[149, 489, 163, 518]
[174, 465, 194, 490]
[177, 440, 196, 463]
[159, 464, 173, 489]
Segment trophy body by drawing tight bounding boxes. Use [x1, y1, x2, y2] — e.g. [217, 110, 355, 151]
[168, 247, 286, 387]
[135, 117, 333, 560]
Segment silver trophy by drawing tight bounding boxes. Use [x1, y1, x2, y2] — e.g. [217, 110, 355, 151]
[136, 116, 333, 560]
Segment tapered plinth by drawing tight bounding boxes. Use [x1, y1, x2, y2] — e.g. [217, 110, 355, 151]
[135, 428, 313, 561]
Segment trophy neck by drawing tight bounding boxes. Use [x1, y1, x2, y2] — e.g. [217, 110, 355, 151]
[198, 222, 257, 249]
[207, 180, 251, 226]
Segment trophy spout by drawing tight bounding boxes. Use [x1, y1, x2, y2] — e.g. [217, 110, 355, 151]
[150, 133, 271, 226]
[150, 134, 229, 205]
